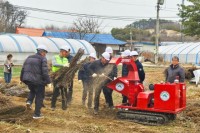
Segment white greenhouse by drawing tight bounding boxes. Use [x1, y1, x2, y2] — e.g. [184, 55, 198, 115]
[0, 34, 96, 65]
[159, 42, 200, 65]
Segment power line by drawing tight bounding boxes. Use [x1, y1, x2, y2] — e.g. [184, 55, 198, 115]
[27, 15, 121, 28]
[97, 0, 155, 7]
[12, 4, 180, 21]
[95, 0, 178, 10]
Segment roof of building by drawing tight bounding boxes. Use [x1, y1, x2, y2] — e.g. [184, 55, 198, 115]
[16, 27, 44, 36]
[43, 31, 126, 45]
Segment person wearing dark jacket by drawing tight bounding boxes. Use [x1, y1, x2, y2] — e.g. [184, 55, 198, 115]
[20, 45, 51, 119]
[87, 52, 110, 115]
[122, 51, 145, 104]
[78, 53, 97, 108]
[121, 50, 131, 104]
[65, 48, 74, 105]
[103, 47, 117, 108]
[130, 51, 145, 83]
[166, 56, 185, 83]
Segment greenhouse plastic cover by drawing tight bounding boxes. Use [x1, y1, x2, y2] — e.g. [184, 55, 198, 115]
[159, 42, 200, 64]
[0, 34, 96, 65]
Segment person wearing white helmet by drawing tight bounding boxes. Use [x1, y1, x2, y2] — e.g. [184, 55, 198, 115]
[103, 47, 117, 109]
[89, 53, 97, 60]
[87, 52, 111, 114]
[121, 49, 131, 77]
[51, 45, 70, 111]
[20, 45, 51, 119]
[130, 50, 145, 83]
[78, 53, 97, 108]
[121, 49, 131, 104]
[105, 47, 113, 57]
[121, 49, 131, 58]
[37, 45, 48, 53]
[122, 51, 145, 104]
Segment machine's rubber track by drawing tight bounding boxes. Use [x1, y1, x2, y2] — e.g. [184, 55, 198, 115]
[117, 109, 176, 125]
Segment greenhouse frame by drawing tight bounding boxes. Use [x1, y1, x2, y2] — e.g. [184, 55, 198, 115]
[0, 34, 96, 65]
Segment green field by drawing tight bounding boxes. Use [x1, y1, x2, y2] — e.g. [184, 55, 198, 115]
[0, 65, 145, 78]
[0, 66, 22, 77]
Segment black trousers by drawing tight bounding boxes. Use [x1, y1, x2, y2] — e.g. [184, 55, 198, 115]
[103, 87, 113, 107]
[27, 84, 45, 116]
[122, 95, 128, 104]
[94, 85, 113, 111]
[51, 84, 68, 110]
[66, 80, 73, 104]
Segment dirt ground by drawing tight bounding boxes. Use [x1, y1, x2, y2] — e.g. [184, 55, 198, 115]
[0, 66, 200, 133]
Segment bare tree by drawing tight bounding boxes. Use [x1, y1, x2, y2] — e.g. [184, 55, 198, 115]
[44, 24, 61, 31]
[70, 17, 102, 40]
[0, 1, 27, 33]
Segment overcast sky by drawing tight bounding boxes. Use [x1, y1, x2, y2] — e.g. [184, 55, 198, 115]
[7, 0, 191, 33]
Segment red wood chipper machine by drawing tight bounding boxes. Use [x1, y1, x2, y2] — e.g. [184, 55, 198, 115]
[107, 57, 186, 125]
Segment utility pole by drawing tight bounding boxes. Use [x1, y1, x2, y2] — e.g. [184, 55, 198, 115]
[155, 0, 164, 64]
[130, 24, 133, 50]
[180, 0, 185, 43]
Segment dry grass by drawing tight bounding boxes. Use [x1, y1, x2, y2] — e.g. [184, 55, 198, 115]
[0, 66, 199, 133]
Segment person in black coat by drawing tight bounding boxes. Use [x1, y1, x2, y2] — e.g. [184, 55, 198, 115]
[20, 45, 51, 119]
[78, 53, 97, 108]
[103, 47, 117, 109]
[87, 52, 111, 115]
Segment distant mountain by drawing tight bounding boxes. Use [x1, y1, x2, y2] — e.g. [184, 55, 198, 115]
[128, 19, 180, 32]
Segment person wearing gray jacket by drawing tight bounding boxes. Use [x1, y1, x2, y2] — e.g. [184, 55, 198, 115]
[166, 56, 185, 83]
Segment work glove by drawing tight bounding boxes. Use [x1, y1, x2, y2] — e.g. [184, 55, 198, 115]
[47, 83, 52, 88]
[78, 80, 82, 83]
[92, 73, 97, 78]
[114, 77, 117, 80]
[63, 63, 69, 67]
[99, 73, 105, 77]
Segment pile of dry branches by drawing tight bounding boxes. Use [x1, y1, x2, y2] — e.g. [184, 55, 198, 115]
[0, 93, 26, 122]
[51, 48, 86, 88]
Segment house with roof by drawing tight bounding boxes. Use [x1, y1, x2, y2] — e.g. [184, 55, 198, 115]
[16, 27, 44, 36]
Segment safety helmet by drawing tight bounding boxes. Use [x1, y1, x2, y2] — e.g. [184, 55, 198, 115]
[121, 49, 131, 57]
[102, 52, 110, 61]
[130, 51, 139, 56]
[37, 45, 48, 53]
[60, 45, 70, 52]
[89, 53, 97, 59]
[105, 47, 113, 54]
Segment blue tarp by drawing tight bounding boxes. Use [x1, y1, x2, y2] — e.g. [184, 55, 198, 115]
[43, 31, 126, 45]
[134, 41, 161, 46]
